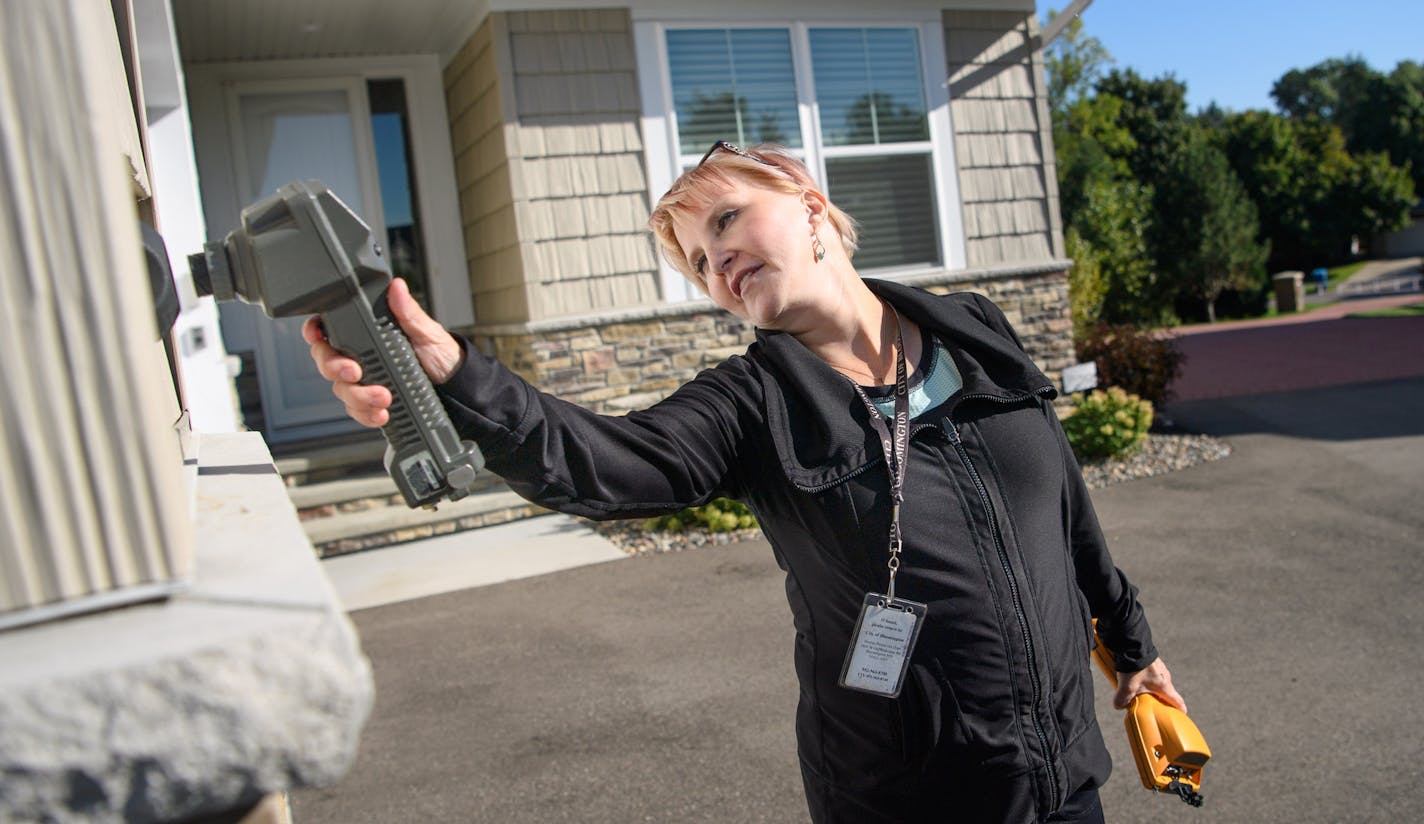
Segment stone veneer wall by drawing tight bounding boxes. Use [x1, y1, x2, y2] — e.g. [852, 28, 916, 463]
[944, 10, 1065, 267]
[472, 267, 1074, 415]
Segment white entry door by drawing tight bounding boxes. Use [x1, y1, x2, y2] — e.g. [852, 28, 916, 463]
[225, 80, 384, 440]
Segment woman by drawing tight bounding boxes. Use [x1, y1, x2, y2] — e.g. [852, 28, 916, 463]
[304, 143, 1185, 823]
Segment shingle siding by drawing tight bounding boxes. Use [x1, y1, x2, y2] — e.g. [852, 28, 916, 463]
[944, 9, 1064, 267]
[445, 17, 528, 324]
[443, 10, 658, 326]
[504, 9, 660, 319]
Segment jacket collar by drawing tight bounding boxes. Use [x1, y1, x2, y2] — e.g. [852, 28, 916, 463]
[750, 279, 1057, 491]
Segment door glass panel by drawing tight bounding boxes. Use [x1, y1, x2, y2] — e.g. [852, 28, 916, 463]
[238, 90, 366, 213]
[234, 88, 370, 435]
[367, 78, 430, 306]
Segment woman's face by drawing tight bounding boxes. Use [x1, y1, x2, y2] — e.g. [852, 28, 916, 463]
[670, 178, 828, 329]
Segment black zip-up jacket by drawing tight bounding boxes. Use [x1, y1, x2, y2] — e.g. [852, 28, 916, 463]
[436, 279, 1159, 822]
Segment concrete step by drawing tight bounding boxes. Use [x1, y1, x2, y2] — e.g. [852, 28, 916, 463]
[275, 435, 548, 557]
[289, 474, 401, 511]
[303, 485, 548, 558]
[288, 467, 504, 511]
[274, 436, 385, 486]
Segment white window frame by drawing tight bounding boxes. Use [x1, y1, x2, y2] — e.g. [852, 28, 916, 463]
[636, 17, 966, 303]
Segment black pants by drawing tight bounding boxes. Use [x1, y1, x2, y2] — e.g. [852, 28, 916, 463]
[802, 764, 1105, 824]
[1046, 787, 1104, 824]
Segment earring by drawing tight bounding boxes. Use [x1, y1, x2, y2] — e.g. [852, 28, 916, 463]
[812, 234, 826, 263]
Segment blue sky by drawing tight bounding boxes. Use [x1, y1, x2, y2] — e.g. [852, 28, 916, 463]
[1044, 0, 1424, 113]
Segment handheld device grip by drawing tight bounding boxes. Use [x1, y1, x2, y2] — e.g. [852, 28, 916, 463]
[320, 290, 480, 509]
[190, 180, 483, 508]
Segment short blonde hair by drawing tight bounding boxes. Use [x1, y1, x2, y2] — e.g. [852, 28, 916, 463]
[647, 144, 859, 285]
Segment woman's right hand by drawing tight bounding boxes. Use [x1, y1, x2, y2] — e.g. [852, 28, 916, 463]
[301, 277, 463, 428]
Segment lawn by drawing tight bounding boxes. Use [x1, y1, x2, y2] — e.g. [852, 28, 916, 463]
[1326, 261, 1367, 285]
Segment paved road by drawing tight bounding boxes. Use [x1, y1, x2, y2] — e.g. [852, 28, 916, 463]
[1171, 302, 1424, 402]
[292, 317, 1424, 824]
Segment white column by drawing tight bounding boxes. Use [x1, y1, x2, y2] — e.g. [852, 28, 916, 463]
[0, 0, 193, 626]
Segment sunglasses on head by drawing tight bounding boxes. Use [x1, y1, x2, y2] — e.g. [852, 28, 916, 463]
[697, 140, 778, 168]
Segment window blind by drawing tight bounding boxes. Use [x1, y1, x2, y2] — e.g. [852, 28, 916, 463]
[667, 28, 801, 155]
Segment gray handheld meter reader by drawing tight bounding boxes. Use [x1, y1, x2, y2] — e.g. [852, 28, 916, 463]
[190, 180, 483, 509]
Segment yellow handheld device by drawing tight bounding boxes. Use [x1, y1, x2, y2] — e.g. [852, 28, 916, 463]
[1091, 622, 1210, 807]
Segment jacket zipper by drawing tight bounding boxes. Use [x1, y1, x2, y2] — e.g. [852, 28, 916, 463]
[946, 411, 1060, 812]
[800, 385, 1062, 808]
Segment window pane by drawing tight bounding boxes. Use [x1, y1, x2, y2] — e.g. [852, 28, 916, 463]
[667, 28, 801, 154]
[810, 28, 928, 146]
[827, 154, 939, 269]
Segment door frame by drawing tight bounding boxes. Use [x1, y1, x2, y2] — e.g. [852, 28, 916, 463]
[188, 55, 474, 442]
[224, 76, 387, 434]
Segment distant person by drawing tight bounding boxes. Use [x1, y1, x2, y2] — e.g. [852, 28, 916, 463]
[304, 143, 1185, 823]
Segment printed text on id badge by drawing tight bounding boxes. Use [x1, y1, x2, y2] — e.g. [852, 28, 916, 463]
[839, 593, 927, 698]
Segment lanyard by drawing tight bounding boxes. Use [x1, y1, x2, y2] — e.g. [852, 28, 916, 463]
[847, 305, 910, 602]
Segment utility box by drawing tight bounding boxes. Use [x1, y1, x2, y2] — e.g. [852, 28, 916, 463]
[1273, 271, 1305, 313]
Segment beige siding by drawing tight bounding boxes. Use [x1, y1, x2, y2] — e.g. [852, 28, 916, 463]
[504, 9, 659, 320]
[944, 10, 1064, 267]
[445, 18, 529, 325]
[444, 9, 659, 325]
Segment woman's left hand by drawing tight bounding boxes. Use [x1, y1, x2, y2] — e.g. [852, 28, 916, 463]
[1113, 657, 1187, 713]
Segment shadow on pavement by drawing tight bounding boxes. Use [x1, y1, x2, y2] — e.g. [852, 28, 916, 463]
[1167, 376, 1424, 442]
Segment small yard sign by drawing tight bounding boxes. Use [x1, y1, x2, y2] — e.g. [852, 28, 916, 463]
[1062, 361, 1098, 394]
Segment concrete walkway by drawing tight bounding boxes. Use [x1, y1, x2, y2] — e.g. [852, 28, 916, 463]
[321, 514, 626, 611]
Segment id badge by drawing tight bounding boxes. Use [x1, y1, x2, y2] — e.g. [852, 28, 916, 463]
[838, 592, 928, 698]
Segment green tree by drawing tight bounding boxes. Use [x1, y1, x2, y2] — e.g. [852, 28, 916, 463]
[1152, 127, 1269, 322]
[1332, 150, 1417, 244]
[1093, 69, 1191, 183]
[1075, 71, 1266, 322]
[1074, 176, 1163, 326]
[1055, 92, 1166, 327]
[1272, 57, 1424, 196]
[1043, 9, 1114, 128]
[1272, 56, 1376, 125]
[1064, 227, 1104, 341]
[1221, 112, 1413, 269]
[1366, 62, 1424, 195]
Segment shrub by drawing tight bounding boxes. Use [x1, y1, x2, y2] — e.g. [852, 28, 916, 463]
[643, 497, 757, 534]
[1066, 228, 1107, 343]
[1076, 323, 1185, 405]
[1062, 387, 1154, 461]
